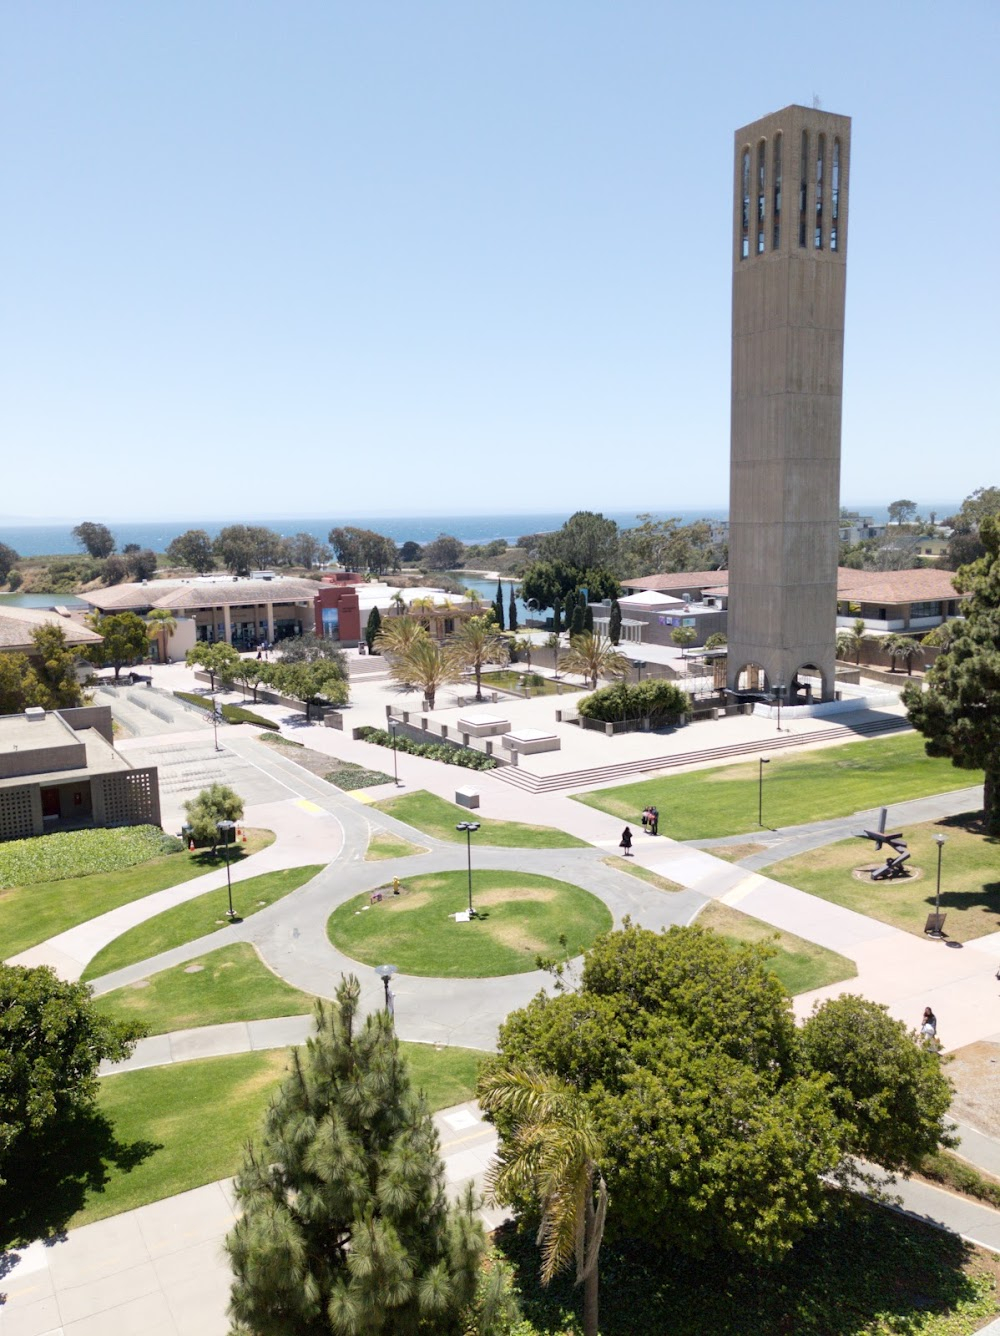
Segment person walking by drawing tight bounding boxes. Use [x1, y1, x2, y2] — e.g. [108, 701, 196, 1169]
[620, 827, 633, 857]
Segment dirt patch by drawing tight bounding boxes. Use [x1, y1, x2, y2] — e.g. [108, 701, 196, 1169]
[947, 1040, 1000, 1138]
[712, 843, 769, 863]
[489, 922, 547, 953]
[233, 1049, 291, 1100]
[374, 891, 431, 912]
[475, 887, 556, 907]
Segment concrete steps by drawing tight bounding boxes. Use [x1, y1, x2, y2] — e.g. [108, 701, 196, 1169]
[493, 715, 913, 794]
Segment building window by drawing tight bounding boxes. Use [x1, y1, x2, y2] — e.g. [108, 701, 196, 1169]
[321, 606, 340, 640]
[799, 131, 809, 247]
[741, 148, 750, 259]
[910, 601, 942, 619]
[772, 132, 782, 249]
[831, 137, 840, 250]
[815, 133, 825, 248]
[757, 140, 766, 253]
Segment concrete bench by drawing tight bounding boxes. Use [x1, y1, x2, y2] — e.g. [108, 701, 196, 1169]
[455, 787, 480, 809]
[456, 714, 510, 738]
[502, 728, 561, 755]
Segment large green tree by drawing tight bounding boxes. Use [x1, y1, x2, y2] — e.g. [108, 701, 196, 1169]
[183, 782, 244, 850]
[166, 528, 216, 573]
[214, 525, 285, 576]
[481, 922, 953, 1265]
[0, 541, 20, 584]
[328, 526, 397, 574]
[539, 511, 620, 573]
[186, 640, 242, 690]
[422, 533, 464, 570]
[226, 979, 493, 1335]
[269, 658, 350, 720]
[904, 514, 1000, 832]
[28, 624, 85, 709]
[72, 521, 116, 559]
[88, 611, 150, 680]
[520, 561, 619, 614]
[0, 964, 144, 1247]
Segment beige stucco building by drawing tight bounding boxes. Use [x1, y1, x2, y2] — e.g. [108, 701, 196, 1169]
[0, 705, 161, 842]
[727, 104, 850, 703]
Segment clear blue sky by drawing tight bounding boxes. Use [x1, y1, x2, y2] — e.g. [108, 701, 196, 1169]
[3, 1, 997, 522]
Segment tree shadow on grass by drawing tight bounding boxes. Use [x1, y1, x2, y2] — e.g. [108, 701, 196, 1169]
[493, 1195, 996, 1336]
[0, 1106, 160, 1253]
[939, 811, 999, 846]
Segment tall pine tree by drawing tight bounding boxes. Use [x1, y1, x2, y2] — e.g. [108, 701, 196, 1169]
[493, 579, 505, 631]
[365, 605, 382, 653]
[226, 979, 490, 1334]
[508, 587, 518, 633]
[608, 599, 622, 646]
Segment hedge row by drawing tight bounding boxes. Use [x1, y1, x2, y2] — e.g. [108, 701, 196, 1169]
[0, 826, 182, 889]
[173, 691, 279, 730]
[357, 726, 498, 771]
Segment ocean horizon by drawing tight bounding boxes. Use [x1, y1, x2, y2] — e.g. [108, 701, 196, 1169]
[0, 501, 958, 560]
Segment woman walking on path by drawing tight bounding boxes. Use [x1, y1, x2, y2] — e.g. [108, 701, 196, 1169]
[620, 827, 633, 857]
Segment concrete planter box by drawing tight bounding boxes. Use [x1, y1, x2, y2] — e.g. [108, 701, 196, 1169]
[456, 714, 511, 738]
[502, 729, 561, 755]
[455, 787, 480, 809]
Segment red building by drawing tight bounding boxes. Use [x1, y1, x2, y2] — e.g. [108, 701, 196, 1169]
[314, 573, 363, 644]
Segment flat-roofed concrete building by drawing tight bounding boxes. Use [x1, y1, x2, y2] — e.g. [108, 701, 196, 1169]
[0, 706, 160, 841]
[727, 104, 851, 703]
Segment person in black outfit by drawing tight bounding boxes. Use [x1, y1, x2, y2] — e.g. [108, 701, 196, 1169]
[620, 827, 633, 857]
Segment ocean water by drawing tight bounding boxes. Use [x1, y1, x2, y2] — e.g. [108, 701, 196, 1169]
[0, 510, 728, 559]
[0, 501, 957, 560]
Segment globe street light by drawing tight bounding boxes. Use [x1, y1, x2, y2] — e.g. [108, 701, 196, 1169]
[758, 757, 770, 827]
[931, 833, 947, 938]
[456, 821, 480, 918]
[375, 963, 398, 1014]
[217, 819, 237, 920]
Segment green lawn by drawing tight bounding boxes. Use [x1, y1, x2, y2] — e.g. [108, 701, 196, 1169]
[0, 830, 275, 960]
[328, 870, 612, 977]
[94, 942, 316, 1034]
[574, 733, 980, 840]
[695, 901, 857, 994]
[0, 824, 177, 888]
[372, 791, 587, 848]
[480, 670, 581, 697]
[366, 830, 429, 861]
[75, 1042, 485, 1227]
[602, 856, 682, 892]
[767, 815, 1000, 942]
[82, 865, 324, 981]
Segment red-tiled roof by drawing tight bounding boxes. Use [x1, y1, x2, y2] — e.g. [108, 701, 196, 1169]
[620, 571, 729, 594]
[620, 566, 964, 605]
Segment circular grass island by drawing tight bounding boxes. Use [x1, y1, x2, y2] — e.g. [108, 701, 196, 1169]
[327, 870, 613, 978]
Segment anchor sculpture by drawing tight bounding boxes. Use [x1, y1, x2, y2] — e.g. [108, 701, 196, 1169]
[856, 807, 910, 880]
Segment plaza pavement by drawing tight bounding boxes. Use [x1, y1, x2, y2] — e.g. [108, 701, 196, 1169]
[5, 656, 1000, 1332]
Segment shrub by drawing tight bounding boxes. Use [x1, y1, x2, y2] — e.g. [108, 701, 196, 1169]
[357, 726, 498, 770]
[183, 784, 244, 848]
[173, 690, 214, 712]
[326, 764, 393, 791]
[0, 826, 174, 889]
[577, 679, 687, 725]
[221, 704, 279, 729]
[7, 570, 22, 591]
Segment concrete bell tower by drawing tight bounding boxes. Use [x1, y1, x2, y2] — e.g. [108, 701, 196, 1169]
[726, 104, 851, 704]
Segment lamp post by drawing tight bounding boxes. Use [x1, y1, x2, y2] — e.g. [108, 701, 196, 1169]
[213, 704, 222, 752]
[389, 719, 400, 786]
[931, 833, 946, 938]
[758, 757, 770, 827]
[774, 683, 785, 733]
[217, 819, 237, 919]
[456, 821, 480, 918]
[526, 598, 539, 626]
[375, 963, 398, 1014]
[635, 659, 647, 683]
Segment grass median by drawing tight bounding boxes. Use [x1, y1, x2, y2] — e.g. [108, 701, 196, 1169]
[574, 733, 979, 840]
[0, 829, 275, 960]
[76, 1041, 484, 1227]
[329, 869, 612, 977]
[695, 902, 857, 994]
[766, 814, 1000, 942]
[82, 864, 324, 981]
[372, 790, 587, 848]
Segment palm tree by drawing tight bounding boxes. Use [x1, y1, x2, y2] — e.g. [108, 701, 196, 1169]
[839, 617, 870, 666]
[144, 608, 178, 662]
[464, 587, 484, 610]
[451, 615, 509, 701]
[562, 632, 630, 690]
[409, 595, 436, 630]
[374, 616, 425, 659]
[479, 1068, 607, 1336]
[389, 590, 406, 617]
[895, 635, 925, 676]
[387, 636, 460, 709]
[923, 618, 961, 652]
[545, 633, 561, 677]
[512, 635, 534, 673]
